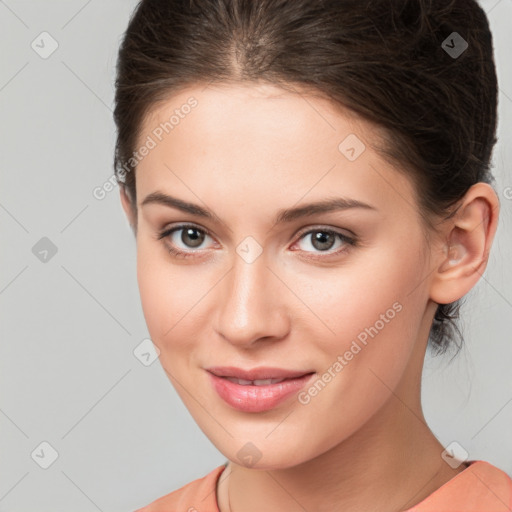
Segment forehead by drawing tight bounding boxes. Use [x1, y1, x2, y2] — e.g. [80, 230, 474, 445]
[135, 82, 419, 220]
[140, 81, 371, 146]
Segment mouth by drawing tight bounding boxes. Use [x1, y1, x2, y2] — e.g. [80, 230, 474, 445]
[206, 366, 315, 412]
[223, 376, 290, 385]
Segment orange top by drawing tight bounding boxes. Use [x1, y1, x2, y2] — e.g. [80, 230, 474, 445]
[135, 460, 512, 512]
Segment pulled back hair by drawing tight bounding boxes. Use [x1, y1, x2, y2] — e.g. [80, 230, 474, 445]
[113, 0, 499, 356]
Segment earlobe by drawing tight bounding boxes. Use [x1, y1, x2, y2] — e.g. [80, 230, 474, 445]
[429, 183, 499, 305]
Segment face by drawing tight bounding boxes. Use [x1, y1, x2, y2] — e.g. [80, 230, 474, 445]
[123, 82, 439, 469]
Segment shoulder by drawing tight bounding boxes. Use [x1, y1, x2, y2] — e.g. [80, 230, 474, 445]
[134, 464, 226, 512]
[410, 460, 512, 511]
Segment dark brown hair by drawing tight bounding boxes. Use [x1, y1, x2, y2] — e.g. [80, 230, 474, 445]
[113, 0, 499, 356]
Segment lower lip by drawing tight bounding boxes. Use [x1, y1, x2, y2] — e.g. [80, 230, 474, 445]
[207, 372, 315, 412]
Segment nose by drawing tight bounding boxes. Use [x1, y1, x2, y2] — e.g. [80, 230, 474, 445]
[214, 247, 290, 349]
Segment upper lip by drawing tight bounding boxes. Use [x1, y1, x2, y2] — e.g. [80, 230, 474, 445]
[206, 366, 314, 380]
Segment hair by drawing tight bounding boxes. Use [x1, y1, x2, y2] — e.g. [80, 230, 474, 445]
[113, 0, 499, 356]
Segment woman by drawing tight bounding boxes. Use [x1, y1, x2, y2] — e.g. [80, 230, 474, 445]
[113, 0, 512, 510]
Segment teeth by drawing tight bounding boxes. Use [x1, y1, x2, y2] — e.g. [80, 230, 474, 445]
[253, 379, 274, 385]
[229, 378, 252, 385]
[225, 377, 286, 385]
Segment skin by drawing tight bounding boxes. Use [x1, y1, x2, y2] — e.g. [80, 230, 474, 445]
[120, 82, 499, 512]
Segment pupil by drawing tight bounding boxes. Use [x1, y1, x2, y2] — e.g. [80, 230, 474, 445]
[313, 231, 334, 251]
[183, 228, 204, 248]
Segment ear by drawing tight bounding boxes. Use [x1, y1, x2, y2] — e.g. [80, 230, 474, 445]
[429, 182, 500, 305]
[119, 185, 137, 235]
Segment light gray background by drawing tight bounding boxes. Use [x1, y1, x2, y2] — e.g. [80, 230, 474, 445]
[1, 1, 511, 511]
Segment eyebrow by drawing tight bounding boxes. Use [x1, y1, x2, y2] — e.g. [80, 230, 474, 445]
[141, 191, 377, 224]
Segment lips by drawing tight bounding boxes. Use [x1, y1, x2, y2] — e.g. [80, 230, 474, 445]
[206, 366, 315, 412]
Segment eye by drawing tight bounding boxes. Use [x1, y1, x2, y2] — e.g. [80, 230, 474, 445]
[157, 224, 214, 259]
[156, 224, 358, 260]
[291, 227, 357, 259]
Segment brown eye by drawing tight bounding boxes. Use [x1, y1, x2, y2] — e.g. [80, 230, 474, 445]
[292, 227, 357, 259]
[178, 226, 206, 248]
[297, 228, 353, 252]
[157, 224, 214, 259]
[309, 230, 337, 251]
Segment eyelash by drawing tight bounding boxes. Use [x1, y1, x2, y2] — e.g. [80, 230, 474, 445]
[156, 223, 358, 261]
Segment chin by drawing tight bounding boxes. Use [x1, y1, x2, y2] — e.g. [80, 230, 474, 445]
[214, 436, 319, 471]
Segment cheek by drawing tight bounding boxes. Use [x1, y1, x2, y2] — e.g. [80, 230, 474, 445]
[292, 245, 421, 342]
[297, 242, 426, 388]
[135, 242, 215, 363]
[136, 244, 185, 347]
